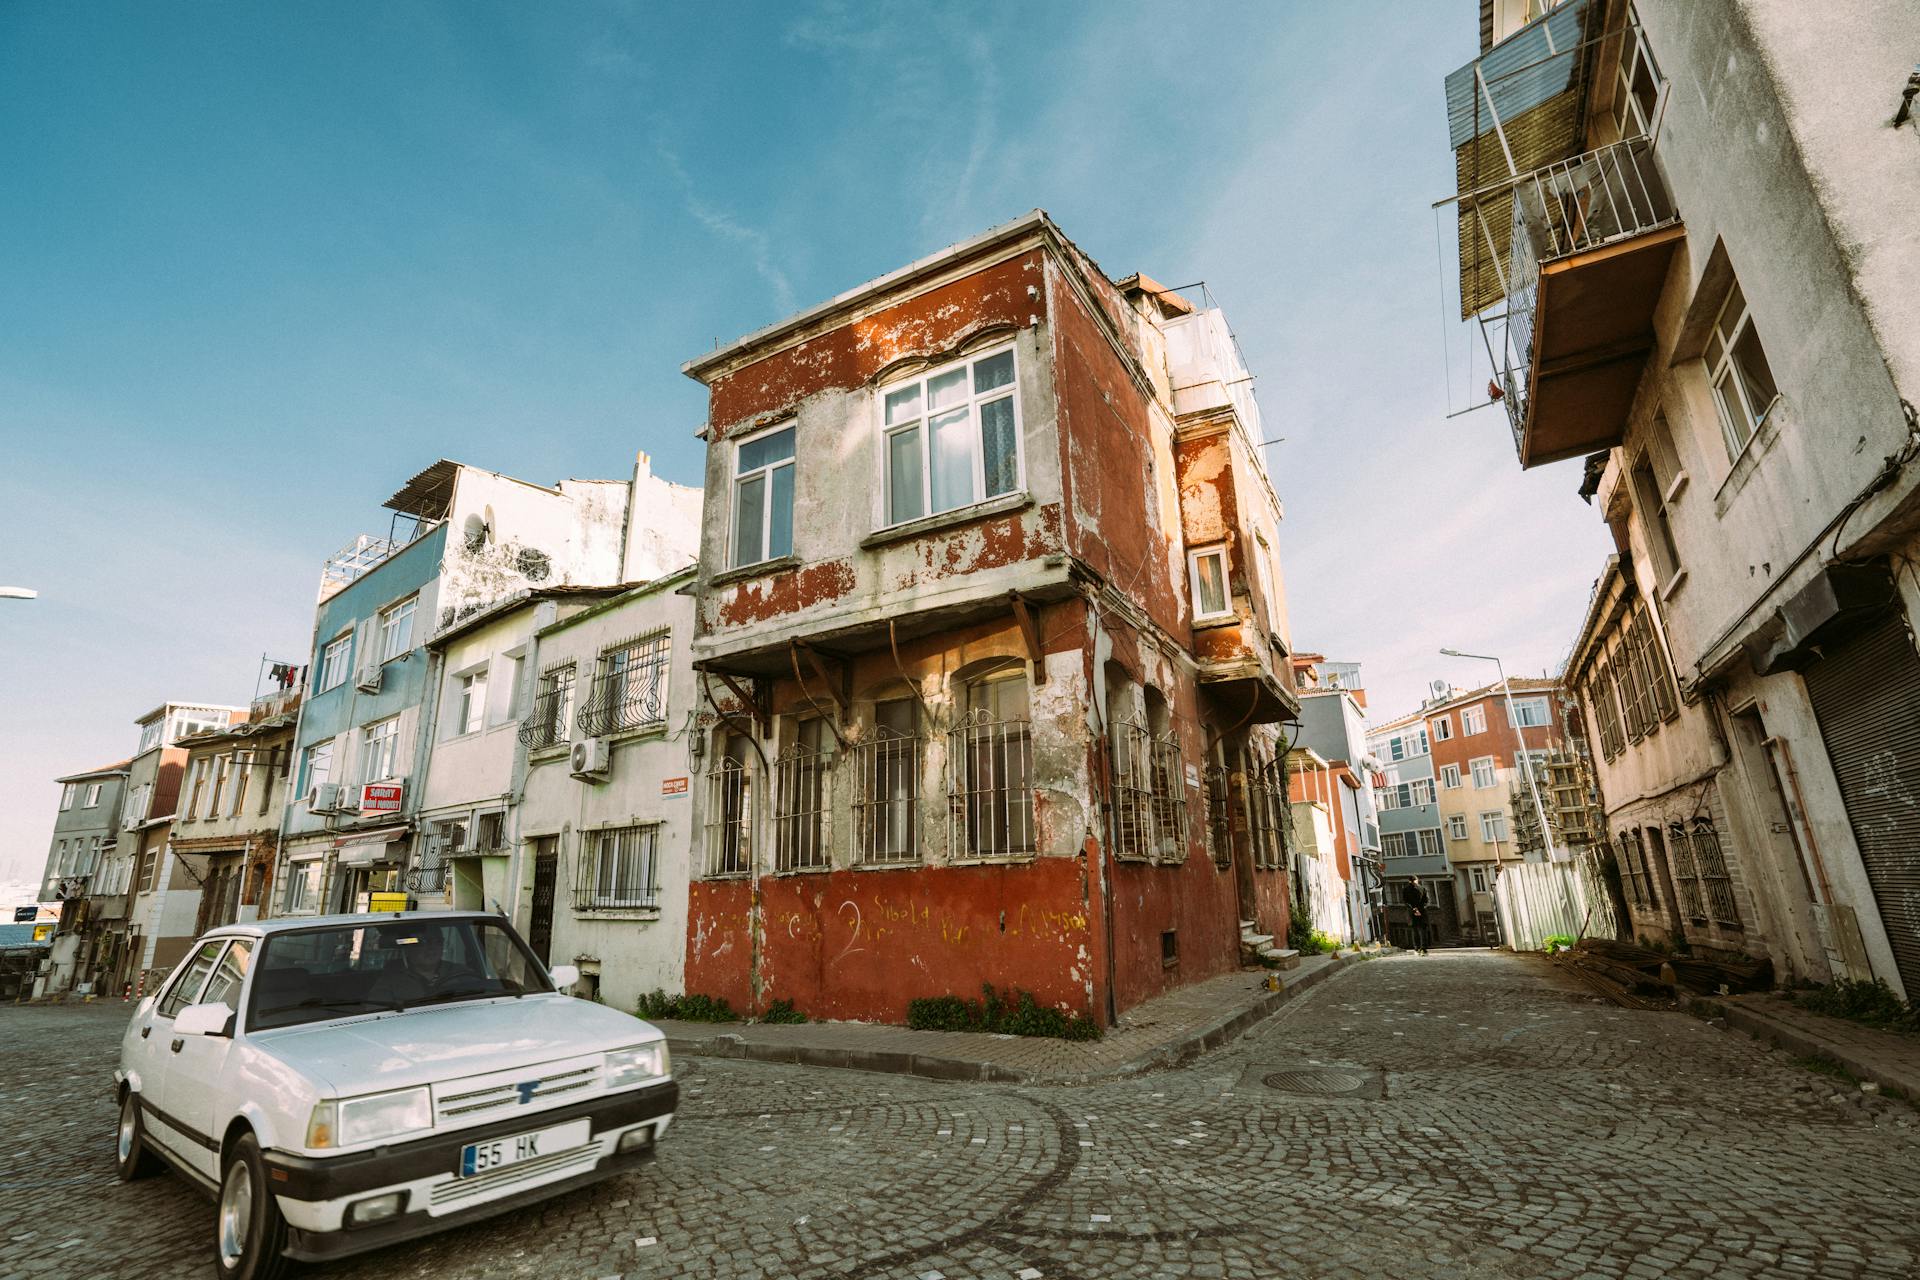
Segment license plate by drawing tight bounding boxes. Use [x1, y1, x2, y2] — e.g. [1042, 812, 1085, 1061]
[459, 1118, 592, 1177]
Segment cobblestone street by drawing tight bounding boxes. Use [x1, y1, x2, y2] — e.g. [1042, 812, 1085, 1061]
[5, 951, 1918, 1280]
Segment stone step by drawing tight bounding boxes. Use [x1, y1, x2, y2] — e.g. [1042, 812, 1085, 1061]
[1240, 932, 1275, 949]
[1261, 948, 1302, 971]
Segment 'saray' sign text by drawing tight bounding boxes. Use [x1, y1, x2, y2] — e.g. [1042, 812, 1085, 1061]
[361, 782, 404, 813]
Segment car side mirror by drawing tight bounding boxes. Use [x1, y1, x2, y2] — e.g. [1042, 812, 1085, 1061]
[549, 965, 580, 991]
[174, 1002, 234, 1038]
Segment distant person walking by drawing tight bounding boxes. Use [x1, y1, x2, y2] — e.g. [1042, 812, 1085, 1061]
[1403, 877, 1433, 954]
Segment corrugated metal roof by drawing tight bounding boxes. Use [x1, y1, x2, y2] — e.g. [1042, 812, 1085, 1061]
[1444, 0, 1591, 150]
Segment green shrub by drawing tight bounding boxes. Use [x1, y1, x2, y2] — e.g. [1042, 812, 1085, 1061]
[1286, 900, 1314, 951]
[635, 989, 738, 1022]
[1542, 934, 1576, 953]
[905, 983, 1100, 1041]
[760, 998, 807, 1024]
[1793, 978, 1919, 1035]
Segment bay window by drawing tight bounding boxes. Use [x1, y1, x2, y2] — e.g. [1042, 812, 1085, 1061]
[882, 347, 1021, 527]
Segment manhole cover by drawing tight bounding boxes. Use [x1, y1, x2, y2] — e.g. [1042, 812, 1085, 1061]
[1261, 1068, 1386, 1099]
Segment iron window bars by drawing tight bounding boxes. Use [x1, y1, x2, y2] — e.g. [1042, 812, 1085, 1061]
[579, 631, 670, 737]
[773, 736, 832, 872]
[575, 823, 660, 911]
[1203, 763, 1232, 868]
[519, 665, 575, 750]
[851, 724, 921, 865]
[1110, 717, 1189, 864]
[947, 707, 1035, 858]
[703, 755, 752, 877]
[1666, 821, 1705, 921]
[1685, 817, 1741, 928]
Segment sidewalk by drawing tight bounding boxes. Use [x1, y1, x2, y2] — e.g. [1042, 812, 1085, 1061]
[1691, 992, 1920, 1100]
[652, 949, 1374, 1085]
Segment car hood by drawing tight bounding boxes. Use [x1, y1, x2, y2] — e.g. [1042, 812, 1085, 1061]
[253, 995, 658, 1095]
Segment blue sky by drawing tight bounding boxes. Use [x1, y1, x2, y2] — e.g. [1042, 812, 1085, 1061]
[0, 1, 1613, 881]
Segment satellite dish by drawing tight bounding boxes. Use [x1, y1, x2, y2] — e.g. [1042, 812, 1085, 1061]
[1429, 680, 1451, 700]
[462, 512, 493, 548]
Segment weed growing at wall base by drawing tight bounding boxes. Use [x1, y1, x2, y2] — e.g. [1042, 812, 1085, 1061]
[1792, 978, 1919, 1035]
[636, 990, 738, 1022]
[906, 983, 1100, 1041]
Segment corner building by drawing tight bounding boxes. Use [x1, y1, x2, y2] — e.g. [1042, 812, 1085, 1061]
[682, 212, 1299, 1027]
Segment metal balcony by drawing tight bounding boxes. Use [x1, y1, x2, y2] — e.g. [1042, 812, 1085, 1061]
[1477, 136, 1682, 467]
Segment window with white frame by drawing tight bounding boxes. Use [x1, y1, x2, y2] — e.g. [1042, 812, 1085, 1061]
[283, 859, 323, 915]
[1480, 810, 1509, 842]
[731, 422, 795, 568]
[1470, 756, 1498, 789]
[1189, 545, 1232, 622]
[59, 784, 75, 811]
[1508, 697, 1551, 729]
[1416, 829, 1445, 857]
[1447, 814, 1469, 840]
[1705, 275, 1779, 460]
[1471, 865, 1489, 893]
[522, 664, 575, 751]
[1441, 763, 1462, 789]
[1431, 715, 1453, 741]
[318, 633, 353, 691]
[362, 717, 401, 784]
[84, 782, 102, 808]
[882, 347, 1021, 527]
[1461, 706, 1487, 735]
[576, 823, 660, 911]
[301, 738, 334, 797]
[378, 596, 417, 662]
[1610, 4, 1664, 139]
[452, 668, 488, 737]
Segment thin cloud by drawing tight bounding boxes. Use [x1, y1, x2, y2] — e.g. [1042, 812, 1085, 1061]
[652, 140, 794, 317]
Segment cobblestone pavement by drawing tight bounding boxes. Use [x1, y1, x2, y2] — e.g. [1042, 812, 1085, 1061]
[6, 951, 1919, 1280]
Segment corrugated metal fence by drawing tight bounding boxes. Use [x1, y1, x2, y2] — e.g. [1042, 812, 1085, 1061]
[1494, 854, 1620, 951]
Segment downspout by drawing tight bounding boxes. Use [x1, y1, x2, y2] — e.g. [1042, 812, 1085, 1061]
[1082, 589, 1119, 1026]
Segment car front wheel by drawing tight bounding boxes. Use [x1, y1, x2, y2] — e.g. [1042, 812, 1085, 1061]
[114, 1092, 161, 1181]
[215, 1133, 290, 1280]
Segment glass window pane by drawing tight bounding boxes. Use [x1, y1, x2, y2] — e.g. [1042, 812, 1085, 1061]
[876, 697, 915, 735]
[972, 351, 1014, 394]
[884, 385, 921, 426]
[733, 474, 765, 566]
[1716, 282, 1745, 343]
[1732, 324, 1778, 422]
[930, 407, 975, 513]
[1714, 367, 1753, 453]
[979, 397, 1018, 497]
[887, 427, 924, 524]
[738, 425, 795, 473]
[1704, 329, 1724, 371]
[1194, 552, 1227, 616]
[768, 464, 794, 559]
[928, 367, 968, 411]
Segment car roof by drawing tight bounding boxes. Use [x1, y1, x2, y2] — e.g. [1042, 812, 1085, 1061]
[202, 910, 506, 940]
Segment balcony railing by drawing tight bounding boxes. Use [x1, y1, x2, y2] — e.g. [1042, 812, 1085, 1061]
[1481, 135, 1678, 451]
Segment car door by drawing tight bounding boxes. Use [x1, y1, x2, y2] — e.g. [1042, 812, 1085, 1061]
[140, 939, 225, 1164]
[162, 938, 252, 1182]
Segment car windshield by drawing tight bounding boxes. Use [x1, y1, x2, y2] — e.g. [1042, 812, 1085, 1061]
[248, 917, 552, 1031]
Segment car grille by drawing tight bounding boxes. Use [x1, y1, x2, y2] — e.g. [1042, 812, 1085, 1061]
[427, 1142, 600, 1208]
[434, 1060, 602, 1123]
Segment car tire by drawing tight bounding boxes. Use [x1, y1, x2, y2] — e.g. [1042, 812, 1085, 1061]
[215, 1133, 291, 1280]
[114, 1091, 162, 1181]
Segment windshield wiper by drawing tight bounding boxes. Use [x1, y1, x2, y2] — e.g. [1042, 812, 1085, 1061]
[258, 996, 402, 1018]
[417, 987, 508, 1006]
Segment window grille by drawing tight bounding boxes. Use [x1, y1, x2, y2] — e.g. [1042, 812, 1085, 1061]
[852, 724, 921, 864]
[1687, 818, 1741, 928]
[520, 665, 574, 749]
[1666, 821, 1704, 920]
[1110, 717, 1187, 864]
[580, 632, 670, 736]
[773, 735, 832, 873]
[1242, 749, 1287, 871]
[1617, 830, 1655, 909]
[1203, 764, 1231, 868]
[703, 755, 752, 876]
[575, 824, 660, 910]
[947, 707, 1035, 858]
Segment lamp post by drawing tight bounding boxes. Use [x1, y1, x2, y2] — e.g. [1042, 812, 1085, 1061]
[0, 587, 37, 600]
[1439, 648, 1558, 862]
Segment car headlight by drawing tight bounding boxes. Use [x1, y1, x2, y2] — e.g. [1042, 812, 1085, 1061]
[307, 1088, 433, 1149]
[604, 1042, 668, 1089]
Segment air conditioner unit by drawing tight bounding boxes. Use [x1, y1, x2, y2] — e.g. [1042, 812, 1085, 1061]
[307, 782, 341, 814]
[570, 737, 611, 780]
[356, 661, 383, 693]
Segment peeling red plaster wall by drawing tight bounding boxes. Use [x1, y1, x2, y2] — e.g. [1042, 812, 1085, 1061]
[713, 559, 858, 628]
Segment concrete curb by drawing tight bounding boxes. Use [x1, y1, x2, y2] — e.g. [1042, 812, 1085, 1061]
[665, 952, 1368, 1087]
[1689, 995, 1920, 1100]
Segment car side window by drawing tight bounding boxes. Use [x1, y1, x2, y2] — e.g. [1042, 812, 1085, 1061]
[157, 941, 226, 1018]
[198, 940, 252, 1011]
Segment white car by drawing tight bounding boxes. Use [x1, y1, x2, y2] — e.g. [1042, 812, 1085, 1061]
[114, 911, 676, 1280]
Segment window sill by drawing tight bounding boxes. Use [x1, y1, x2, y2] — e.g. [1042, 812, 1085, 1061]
[947, 853, 1037, 867]
[1659, 568, 1688, 602]
[1662, 469, 1690, 505]
[527, 742, 571, 761]
[710, 554, 801, 588]
[852, 858, 923, 871]
[1192, 613, 1239, 631]
[860, 492, 1032, 550]
[572, 907, 661, 922]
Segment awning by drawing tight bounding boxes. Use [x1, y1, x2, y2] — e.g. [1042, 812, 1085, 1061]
[332, 825, 410, 866]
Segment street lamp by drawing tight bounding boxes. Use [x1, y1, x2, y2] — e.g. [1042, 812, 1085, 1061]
[0, 587, 37, 600]
[1439, 647, 1558, 862]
